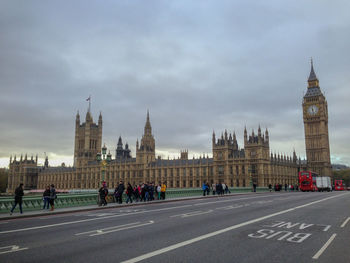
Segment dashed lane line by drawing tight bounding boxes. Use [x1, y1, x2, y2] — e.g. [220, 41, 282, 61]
[312, 233, 337, 260]
[340, 217, 350, 228]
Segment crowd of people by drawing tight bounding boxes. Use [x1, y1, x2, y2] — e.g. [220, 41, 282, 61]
[202, 182, 231, 196]
[98, 181, 167, 206]
[10, 183, 57, 215]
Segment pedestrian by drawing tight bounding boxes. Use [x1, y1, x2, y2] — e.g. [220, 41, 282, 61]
[157, 184, 161, 200]
[98, 182, 108, 206]
[206, 183, 210, 195]
[222, 183, 226, 195]
[144, 182, 149, 202]
[225, 184, 230, 194]
[126, 183, 133, 204]
[268, 184, 272, 192]
[10, 183, 24, 215]
[49, 184, 57, 211]
[149, 182, 154, 201]
[253, 183, 257, 192]
[284, 183, 287, 191]
[133, 185, 139, 202]
[43, 185, 51, 209]
[160, 182, 167, 200]
[202, 182, 208, 196]
[115, 181, 125, 204]
[212, 183, 216, 195]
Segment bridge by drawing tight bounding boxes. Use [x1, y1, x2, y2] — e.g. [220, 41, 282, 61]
[0, 190, 349, 262]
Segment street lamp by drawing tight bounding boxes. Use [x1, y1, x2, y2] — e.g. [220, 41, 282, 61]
[96, 143, 112, 184]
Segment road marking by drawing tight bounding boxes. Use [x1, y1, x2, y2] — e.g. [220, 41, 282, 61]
[121, 193, 348, 263]
[194, 195, 279, 206]
[75, 221, 154, 236]
[0, 245, 28, 255]
[216, 205, 244, 210]
[340, 217, 350, 228]
[312, 233, 337, 260]
[0, 204, 192, 234]
[170, 210, 213, 218]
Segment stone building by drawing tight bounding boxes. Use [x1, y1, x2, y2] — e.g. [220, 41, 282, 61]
[7, 62, 331, 192]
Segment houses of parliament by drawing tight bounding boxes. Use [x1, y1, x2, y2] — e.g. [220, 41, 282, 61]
[7, 62, 332, 192]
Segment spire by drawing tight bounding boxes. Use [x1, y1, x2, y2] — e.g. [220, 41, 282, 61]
[258, 125, 261, 137]
[98, 111, 102, 124]
[308, 58, 318, 82]
[144, 110, 152, 135]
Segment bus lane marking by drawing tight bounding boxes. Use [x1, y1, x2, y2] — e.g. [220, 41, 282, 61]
[121, 193, 348, 263]
[0, 245, 28, 255]
[312, 233, 337, 260]
[340, 217, 350, 228]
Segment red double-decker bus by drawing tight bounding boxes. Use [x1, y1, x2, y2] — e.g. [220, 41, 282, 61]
[299, 171, 318, 192]
[334, 180, 346, 191]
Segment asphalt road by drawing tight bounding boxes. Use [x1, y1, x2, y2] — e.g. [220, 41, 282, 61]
[0, 191, 349, 263]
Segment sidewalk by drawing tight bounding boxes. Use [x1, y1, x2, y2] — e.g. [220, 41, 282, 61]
[0, 191, 264, 220]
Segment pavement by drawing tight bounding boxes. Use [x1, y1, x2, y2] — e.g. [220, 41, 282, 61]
[0, 191, 257, 220]
[1, 191, 349, 263]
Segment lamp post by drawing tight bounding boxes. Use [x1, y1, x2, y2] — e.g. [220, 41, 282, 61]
[96, 143, 112, 184]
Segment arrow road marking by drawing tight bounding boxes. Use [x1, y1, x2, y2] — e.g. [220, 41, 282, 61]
[75, 221, 154, 237]
[0, 245, 28, 255]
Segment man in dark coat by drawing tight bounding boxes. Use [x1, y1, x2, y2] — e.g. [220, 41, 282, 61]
[99, 182, 108, 206]
[10, 183, 24, 215]
[115, 181, 125, 204]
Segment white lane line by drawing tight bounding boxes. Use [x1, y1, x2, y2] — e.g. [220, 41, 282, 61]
[121, 193, 348, 263]
[75, 222, 141, 236]
[194, 195, 276, 206]
[0, 204, 192, 235]
[0, 245, 28, 255]
[312, 233, 337, 260]
[90, 221, 154, 236]
[170, 210, 213, 218]
[340, 217, 350, 228]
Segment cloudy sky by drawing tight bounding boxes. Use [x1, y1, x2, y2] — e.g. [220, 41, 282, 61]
[1, 0, 349, 168]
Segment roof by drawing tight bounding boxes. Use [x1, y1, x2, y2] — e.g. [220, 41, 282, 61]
[304, 87, 322, 97]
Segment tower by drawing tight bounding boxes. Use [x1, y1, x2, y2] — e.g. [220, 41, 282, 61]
[73, 105, 102, 167]
[136, 110, 155, 164]
[302, 60, 331, 176]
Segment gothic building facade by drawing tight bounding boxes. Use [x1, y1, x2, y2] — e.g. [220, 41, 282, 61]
[7, 62, 331, 192]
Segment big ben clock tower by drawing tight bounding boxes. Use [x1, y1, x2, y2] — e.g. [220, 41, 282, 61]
[302, 60, 332, 176]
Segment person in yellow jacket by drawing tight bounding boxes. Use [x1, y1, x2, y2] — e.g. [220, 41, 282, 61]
[160, 183, 167, 200]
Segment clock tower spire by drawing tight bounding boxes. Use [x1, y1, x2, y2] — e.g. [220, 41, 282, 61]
[302, 60, 331, 176]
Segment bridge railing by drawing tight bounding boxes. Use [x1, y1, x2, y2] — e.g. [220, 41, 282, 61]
[0, 187, 268, 213]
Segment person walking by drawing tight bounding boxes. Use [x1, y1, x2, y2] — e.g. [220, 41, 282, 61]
[10, 183, 24, 215]
[160, 182, 167, 200]
[115, 181, 125, 204]
[126, 183, 134, 204]
[49, 184, 57, 211]
[98, 182, 108, 206]
[157, 184, 161, 200]
[202, 182, 208, 196]
[268, 184, 272, 192]
[43, 185, 51, 209]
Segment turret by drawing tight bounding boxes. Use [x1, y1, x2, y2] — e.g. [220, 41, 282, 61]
[212, 130, 216, 146]
[76, 111, 80, 126]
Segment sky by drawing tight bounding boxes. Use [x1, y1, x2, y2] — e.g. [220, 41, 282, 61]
[0, 0, 349, 168]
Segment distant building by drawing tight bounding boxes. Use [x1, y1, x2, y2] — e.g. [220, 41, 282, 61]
[7, 62, 332, 192]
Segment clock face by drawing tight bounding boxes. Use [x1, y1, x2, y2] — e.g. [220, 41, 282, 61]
[307, 105, 319, 115]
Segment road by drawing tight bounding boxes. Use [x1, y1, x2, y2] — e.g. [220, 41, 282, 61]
[0, 191, 349, 263]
